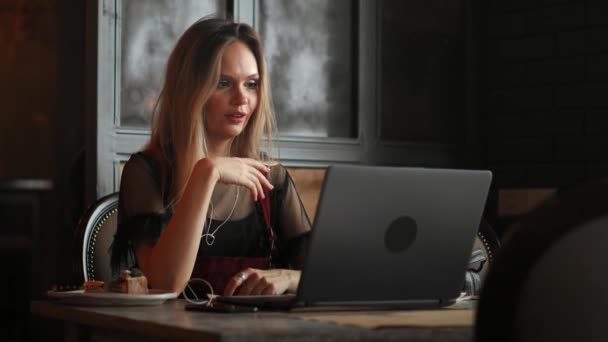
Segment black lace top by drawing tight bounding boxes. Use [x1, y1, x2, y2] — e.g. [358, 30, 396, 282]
[110, 152, 312, 275]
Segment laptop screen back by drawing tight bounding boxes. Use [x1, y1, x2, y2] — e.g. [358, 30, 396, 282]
[296, 164, 492, 307]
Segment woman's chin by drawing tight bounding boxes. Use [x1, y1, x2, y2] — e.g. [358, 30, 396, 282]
[222, 127, 245, 139]
[209, 124, 247, 141]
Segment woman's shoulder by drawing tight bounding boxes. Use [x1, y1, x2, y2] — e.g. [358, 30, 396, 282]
[266, 162, 291, 188]
[122, 150, 163, 184]
[129, 150, 158, 164]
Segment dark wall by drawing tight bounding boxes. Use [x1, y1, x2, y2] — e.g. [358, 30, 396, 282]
[54, 0, 87, 284]
[0, 0, 56, 179]
[0, 2, 85, 339]
[484, 0, 608, 188]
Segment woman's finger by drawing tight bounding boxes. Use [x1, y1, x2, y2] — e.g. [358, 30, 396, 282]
[236, 272, 261, 296]
[244, 178, 258, 202]
[243, 158, 271, 174]
[224, 272, 244, 296]
[224, 269, 254, 296]
[261, 281, 278, 295]
[250, 172, 265, 200]
[250, 278, 270, 296]
[245, 176, 262, 202]
[251, 168, 273, 191]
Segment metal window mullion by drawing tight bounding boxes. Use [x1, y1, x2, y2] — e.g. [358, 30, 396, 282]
[234, 0, 256, 27]
[114, 0, 122, 128]
[113, 0, 124, 192]
[358, 0, 378, 165]
[95, 0, 118, 201]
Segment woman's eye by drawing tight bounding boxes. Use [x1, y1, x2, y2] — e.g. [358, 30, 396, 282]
[245, 80, 259, 89]
[217, 79, 230, 89]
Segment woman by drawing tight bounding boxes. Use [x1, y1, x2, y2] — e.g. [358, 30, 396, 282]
[111, 17, 311, 296]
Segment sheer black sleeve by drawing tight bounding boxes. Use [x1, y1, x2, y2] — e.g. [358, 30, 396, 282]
[110, 153, 169, 273]
[269, 165, 312, 269]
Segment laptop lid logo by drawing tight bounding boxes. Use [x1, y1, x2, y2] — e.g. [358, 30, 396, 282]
[384, 216, 418, 253]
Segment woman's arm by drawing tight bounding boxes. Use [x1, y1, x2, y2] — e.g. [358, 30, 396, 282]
[136, 157, 273, 293]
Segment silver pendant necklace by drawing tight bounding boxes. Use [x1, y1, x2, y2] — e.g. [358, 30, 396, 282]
[202, 186, 240, 246]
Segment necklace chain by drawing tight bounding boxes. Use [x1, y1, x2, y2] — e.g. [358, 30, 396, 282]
[202, 186, 240, 246]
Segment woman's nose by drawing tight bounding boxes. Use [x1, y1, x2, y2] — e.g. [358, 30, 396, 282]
[231, 86, 248, 105]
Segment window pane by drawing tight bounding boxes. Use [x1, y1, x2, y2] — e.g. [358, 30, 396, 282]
[380, 0, 466, 143]
[119, 0, 225, 128]
[258, 0, 356, 138]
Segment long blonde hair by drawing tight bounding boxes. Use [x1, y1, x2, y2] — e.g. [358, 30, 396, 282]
[146, 17, 276, 208]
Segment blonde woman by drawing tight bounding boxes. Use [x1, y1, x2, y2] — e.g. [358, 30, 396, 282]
[111, 18, 311, 296]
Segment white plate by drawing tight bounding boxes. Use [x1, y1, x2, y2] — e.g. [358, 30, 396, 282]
[47, 289, 179, 306]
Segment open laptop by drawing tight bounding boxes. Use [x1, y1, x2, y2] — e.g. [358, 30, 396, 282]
[217, 164, 492, 310]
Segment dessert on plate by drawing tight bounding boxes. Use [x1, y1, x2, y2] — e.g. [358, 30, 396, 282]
[82, 280, 105, 293]
[109, 268, 149, 294]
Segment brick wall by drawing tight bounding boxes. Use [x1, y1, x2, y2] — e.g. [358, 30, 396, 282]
[485, 0, 608, 188]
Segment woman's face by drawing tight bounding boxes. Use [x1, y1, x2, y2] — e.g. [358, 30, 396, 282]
[205, 41, 260, 143]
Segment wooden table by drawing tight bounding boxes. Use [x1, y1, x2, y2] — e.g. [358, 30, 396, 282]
[31, 299, 475, 341]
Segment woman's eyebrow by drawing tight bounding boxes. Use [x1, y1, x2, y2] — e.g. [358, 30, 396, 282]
[220, 73, 260, 80]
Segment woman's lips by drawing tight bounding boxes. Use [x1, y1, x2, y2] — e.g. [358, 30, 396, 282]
[225, 112, 246, 124]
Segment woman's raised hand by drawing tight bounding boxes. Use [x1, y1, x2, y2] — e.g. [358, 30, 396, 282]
[200, 157, 273, 201]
